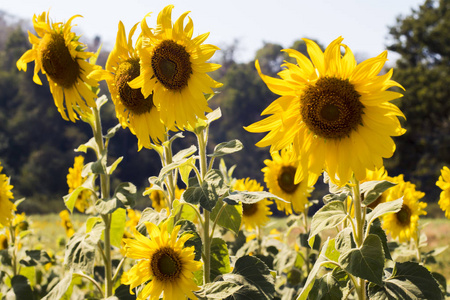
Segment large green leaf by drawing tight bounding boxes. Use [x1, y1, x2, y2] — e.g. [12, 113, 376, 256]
[309, 270, 346, 300]
[360, 180, 396, 207]
[210, 199, 242, 235]
[64, 222, 105, 273]
[369, 219, 392, 260]
[210, 238, 231, 282]
[7, 275, 34, 300]
[339, 234, 385, 285]
[208, 139, 243, 158]
[194, 281, 242, 299]
[222, 256, 275, 300]
[308, 201, 346, 245]
[183, 169, 228, 211]
[366, 198, 403, 229]
[109, 208, 126, 248]
[368, 262, 444, 300]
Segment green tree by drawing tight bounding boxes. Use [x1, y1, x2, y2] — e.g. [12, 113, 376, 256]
[387, 0, 450, 200]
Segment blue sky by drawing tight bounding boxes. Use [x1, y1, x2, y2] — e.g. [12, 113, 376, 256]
[2, 0, 424, 62]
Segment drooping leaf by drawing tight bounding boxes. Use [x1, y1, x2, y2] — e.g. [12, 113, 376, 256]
[7, 275, 34, 300]
[308, 201, 346, 246]
[368, 262, 444, 300]
[136, 208, 167, 235]
[225, 190, 286, 205]
[19, 250, 52, 267]
[210, 199, 242, 235]
[208, 139, 243, 158]
[172, 145, 197, 162]
[107, 156, 123, 175]
[210, 238, 231, 282]
[361, 180, 396, 207]
[41, 272, 74, 300]
[339, 234, 385, 285]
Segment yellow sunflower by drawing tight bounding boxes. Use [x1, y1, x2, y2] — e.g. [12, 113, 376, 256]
[262, 147, 312, 214]
[122, 222, 202, 300]
[67, 155, 91, 213]
[0, 233, 8, 250]
[245, 37, 405, 186]
[0, 162, 16, 227]
[92, 21, 166, 150]
[148, 189, 168, 212]
[436, 166, 450, 219]
[129, 5, 222, 129]
[382, 175, 426, 243]
[59, 210, 75, 237]
[233, 178, 272, 231]
[16, 11, 100, 122]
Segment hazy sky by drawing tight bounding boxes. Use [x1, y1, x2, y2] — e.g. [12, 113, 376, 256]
[1, 0, 424, 62]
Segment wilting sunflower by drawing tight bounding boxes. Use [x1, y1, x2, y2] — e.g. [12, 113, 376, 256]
[122, 222, 202, 300]
[233, 178, 272, 231]
[67, 156, 91, 213]
[382, 175, 426, 243]
[129, 5, 222, 129]
[262, 147, 312, 214]
[16, 11, 100, 122]
[245, 37, 405, 186]
[0, 162, 15, 227]
[436, 166, 450, 219]
[92, 21, 165, 149]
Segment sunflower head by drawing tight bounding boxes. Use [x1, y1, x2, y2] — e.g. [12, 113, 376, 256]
[122, 222, 202, 300]
[262, 148, 312, 214]
[233, 178, 272, 231]
[148, 189, 168, 212]
[436, 166, 450, 219]
[245, 37, 405, 186]
[59, 210, 75, 237]
[382, 175, 427, 243]
[0, 162, 16, 227]
[128, 5, 222, 129]
[67, 156, 91, 213]
[16, 11, 101, 122]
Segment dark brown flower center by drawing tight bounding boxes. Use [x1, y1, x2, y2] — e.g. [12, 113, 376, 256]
[301, 77, 363, 139]
[151, 247, 182, 281]
[396, 204, 412, 226]
[242, 203, 258, 217]
[277, 166, 299, 194]
[39, 33, 80, 88]
[151, 191, 163, 207]
[115, 58, 154, 115]
[151, 40, 192, 91]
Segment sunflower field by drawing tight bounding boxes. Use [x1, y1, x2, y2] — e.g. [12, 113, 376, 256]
[1, 3, 450, 300]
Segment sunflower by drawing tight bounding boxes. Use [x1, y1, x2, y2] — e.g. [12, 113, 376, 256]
[245, 37, 405, 186]
[148, 189, 168, 212]
[0, 162, 15, 227]
[129, 5, 222, 129]
[16, 11, 100, 122]
[233, 178, 272, 231]
[436, 166, 450, 219]
[262, 147, 312, 214]
[92, 21, 166, 150]
[122, 222, 202, 300]
[67, 155, 91, 213]
[382, 175, 426, 243]
[59, 210, 75, 237]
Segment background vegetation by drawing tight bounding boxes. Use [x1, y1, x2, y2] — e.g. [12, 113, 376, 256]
[0, 0, 448, 214]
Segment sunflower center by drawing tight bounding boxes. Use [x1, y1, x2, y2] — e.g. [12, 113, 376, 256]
[39, 33, 80, 89]
[151, 40, 192, 91]
[151, 247, 182, 281]
[301, 77, 363, 139]
[396, 204, 412, 226]
[242, 203, 258, 217]
[278, 166, 299, 194]
[115, 58, 154, 115]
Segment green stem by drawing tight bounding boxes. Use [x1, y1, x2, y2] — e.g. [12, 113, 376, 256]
[351, 176, 366, 300]
[197, 129, 211, 284]
[9, 226, 17, 276]
[112, 257, 126, 284]
[302, 207, 311, 275]
[163, 133, 176, 208]
[74, 272, 105, 298]
[210, 202, 228, 240]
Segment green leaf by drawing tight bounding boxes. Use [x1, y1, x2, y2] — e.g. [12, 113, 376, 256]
[41, 272, 74, 300]
[210, 199, 242, 235]
[172, 200, 198, 223]
[63, 174, 96, 213]
[225, 190, 286, 204]
[172, 145, 197, 161]
[206, 107, 222, 124]
[179, 156, 196, 186]
[361, 180, 396, 207]
[194, 281, 242, 299]
[366, 198, 403, 229]
[309, 271, 345, 300]
[7, 275, 34, 300]
[95, 182, 136, 215]
[104, 123, 122, 140]
[308, 201, 346, 246]
[64, 222, 105, 273]
[109, 208, 126, 248]
[136, 208, 167, 235]
[75, 137, 99, 154]
[222, 255, 275, 300]
[208, 139, 243, 158]
[210, 238, 231, 282]
[368, 262, 444, 300]
[107, 156, 123, 175]
[335, 227, 356, 255]
[369, 219, 392, 260]
[111, 284, 136, 300]
[339, 234, 385, 285]
[183, 169, 228, 211]
[19, 250, 52, 267]
[88, 150, 108, 175]
[175, 219, 202, 261]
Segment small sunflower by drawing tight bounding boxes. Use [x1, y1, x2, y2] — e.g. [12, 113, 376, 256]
[436, 166, 450, 219]
[382, 175, 426, 243]
[67, 155, 91, 213]
[0, 233, 8, 250]
[262, 147, 312, 214]
[59, 210, 75, 237]
[92, 21, 166, 150]
[129, 5, 222, 129]
[148, 189, 168, 212]
[0, 162, 16, 227]
[122, 222, 202, 300]
[245, 37, 405, 186]
[233, 178, 272, 231]
[16, 11, 100, 122]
